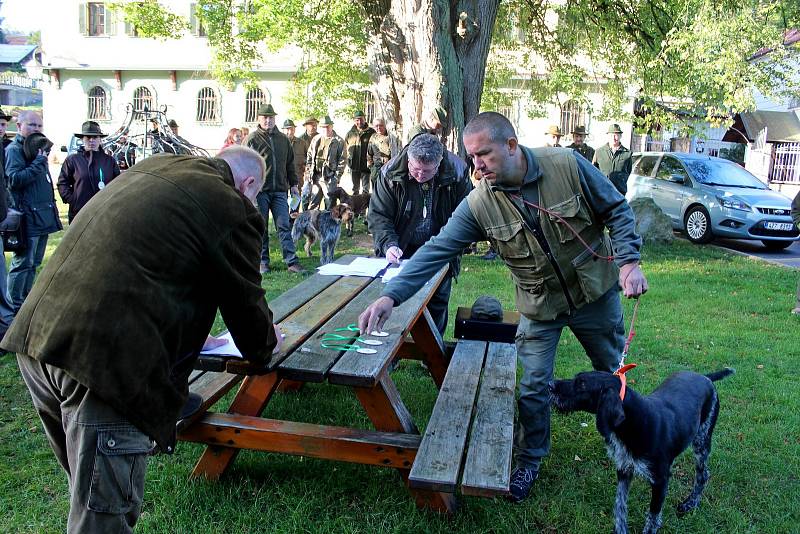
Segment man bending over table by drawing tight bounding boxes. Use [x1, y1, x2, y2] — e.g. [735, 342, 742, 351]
[1, 146, 283, 533]
[360, 112, 647, 504]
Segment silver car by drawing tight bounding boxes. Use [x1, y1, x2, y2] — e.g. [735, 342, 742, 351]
[627, 152, 799, 250]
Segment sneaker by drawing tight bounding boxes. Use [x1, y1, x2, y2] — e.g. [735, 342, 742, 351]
[481, 250, 498, 261]
[259, 263, 270, 274]
[287, 263, 307, 274]
[508, 467, 538, 503]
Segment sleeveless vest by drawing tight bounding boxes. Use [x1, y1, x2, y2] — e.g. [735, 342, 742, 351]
[467, 147, 619, 320]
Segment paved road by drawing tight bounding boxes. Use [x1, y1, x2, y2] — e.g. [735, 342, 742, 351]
[712, 238, 800, 268]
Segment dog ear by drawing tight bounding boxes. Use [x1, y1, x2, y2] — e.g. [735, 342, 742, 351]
[596, 387, 625, 438]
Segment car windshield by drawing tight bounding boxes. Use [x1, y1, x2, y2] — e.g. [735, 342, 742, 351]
[684, 159, 768, 189]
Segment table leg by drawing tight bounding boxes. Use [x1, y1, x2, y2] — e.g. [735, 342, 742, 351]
[190, 371, 281, 479]
[410, 309, 449, 389]
[354, 374, 457, 513]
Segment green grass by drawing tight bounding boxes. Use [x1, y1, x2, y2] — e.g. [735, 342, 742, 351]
[1, 212, 799, 533]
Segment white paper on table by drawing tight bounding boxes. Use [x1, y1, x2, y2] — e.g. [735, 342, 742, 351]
[316, 257, 390, 277]
[381, 263, 404, 283]
[199, 332, 243, 358]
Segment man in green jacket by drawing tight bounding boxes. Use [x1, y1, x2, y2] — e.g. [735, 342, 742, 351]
[345, 110, 375, 195]
[593, 123, 632, 195]
[406, 105, 447, 145]
[2, 146, 283, 533]
[304, 115, 345, 210]
[245, 104, 304, 274]
[360, 112, 647, 504]
[567, 125, 595, 162]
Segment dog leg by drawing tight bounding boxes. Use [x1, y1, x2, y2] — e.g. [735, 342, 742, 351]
[677, 393, 719, 515]
[613, 469, 633, 534]
[642, 476, 668, 534]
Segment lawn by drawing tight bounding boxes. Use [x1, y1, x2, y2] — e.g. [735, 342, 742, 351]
[1, 214, 798, 533]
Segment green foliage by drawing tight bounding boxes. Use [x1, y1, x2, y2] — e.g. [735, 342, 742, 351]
[110, 0, 188, 39]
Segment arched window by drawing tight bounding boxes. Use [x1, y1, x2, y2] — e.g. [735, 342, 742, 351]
[197, 87, 219, 122]
[133, 86, 153, 111]
[560, 100, 586, 141]
[87, 86, 107, 120]
[245, 87, 266, 123]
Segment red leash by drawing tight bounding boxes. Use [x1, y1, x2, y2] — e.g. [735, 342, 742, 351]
[615, 297, 641, 400]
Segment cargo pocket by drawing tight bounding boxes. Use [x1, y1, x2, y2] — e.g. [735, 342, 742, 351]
[487, 221, 531, 265]
[87, 425, 154, 514]
[546, 195, 592, 243]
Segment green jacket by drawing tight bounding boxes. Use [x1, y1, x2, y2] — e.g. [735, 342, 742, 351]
[468, 148, 619, 320]
[244, 126, 298, 192]
[567, 142, 595, 163]
[288, 135, 308, 186]
[345, 125, 375, 173]
[593, 143, 632, 195]
[1, 154, 277, 451]
[305, 132, 345, 183]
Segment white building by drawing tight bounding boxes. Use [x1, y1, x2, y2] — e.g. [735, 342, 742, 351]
[40, 0, 310, 154]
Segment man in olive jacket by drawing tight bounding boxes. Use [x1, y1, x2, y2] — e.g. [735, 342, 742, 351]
[593, 123, 632, 195]
[345, 110, 375, 195]
[367, 133, 472, 334]
[2, 147, 281, 533]
[244, 104, 304, 274]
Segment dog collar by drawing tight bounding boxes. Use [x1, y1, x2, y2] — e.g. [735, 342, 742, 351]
[614, 363, 637, 401]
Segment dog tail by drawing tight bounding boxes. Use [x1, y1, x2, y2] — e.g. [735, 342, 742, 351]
[706, 368, 735, 382]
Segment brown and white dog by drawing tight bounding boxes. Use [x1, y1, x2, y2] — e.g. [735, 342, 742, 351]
[290, 204, 354, 265]
[328, 187, 370, 237]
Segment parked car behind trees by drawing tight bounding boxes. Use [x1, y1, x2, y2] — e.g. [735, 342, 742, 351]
[627, 152, 799, 250]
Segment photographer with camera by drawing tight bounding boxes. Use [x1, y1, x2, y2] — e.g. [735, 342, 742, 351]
[4, 110, 62, 312]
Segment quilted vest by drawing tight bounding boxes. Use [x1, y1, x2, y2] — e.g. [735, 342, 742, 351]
[467, 147, 619, 320]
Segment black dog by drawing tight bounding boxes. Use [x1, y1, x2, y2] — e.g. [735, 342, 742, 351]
[551, 367, 734, 534]
[328, 187, 370, 236]
[290, 204, 354, 265]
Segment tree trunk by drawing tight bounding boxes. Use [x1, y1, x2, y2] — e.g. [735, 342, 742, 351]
[362, 0, 498, 155]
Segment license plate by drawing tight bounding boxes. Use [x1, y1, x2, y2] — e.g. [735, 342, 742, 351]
[765, 222, 794, 231]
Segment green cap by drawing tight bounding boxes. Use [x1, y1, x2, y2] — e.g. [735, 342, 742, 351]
[257, 103, 277, 117]
[607, 123, 623, 134]
[319, 115, 334, 126]
[353, 110, 366, 119]
[282, 119, 296, 128]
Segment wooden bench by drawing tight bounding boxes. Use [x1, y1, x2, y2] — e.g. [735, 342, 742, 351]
[408, 340, 517, 498]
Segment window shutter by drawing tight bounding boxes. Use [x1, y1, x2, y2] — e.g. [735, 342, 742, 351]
[106, 6, 117, 36]
[189, 3, 198, 35]
[78, 3, 87, 35]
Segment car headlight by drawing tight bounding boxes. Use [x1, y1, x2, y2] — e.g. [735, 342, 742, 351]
[716, 196, 750, 212]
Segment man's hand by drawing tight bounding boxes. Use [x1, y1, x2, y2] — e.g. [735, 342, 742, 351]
[619, 262, 648, 298]
[385, 246, 403, 264]
[272, 324, 285, 354]
[202, 335, 227, 351]
[358, 296, 395, 334]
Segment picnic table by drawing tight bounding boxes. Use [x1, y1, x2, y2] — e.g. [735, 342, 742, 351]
[177, 255, 517, 512]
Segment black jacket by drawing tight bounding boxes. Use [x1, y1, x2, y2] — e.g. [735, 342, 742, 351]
[5, 134, 62, 236]
[368, 145, 471, 274]
[58, 148, 121, 222]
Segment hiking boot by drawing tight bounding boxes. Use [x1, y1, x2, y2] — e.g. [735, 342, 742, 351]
[259, 263, 270, 274]
[481, 250, 498, 261]
[287, 263, 307, 274]
[508, 466, 538, 503]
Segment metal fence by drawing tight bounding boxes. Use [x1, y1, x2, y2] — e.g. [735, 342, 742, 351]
[0, 71, 38, 89]
[770, 142, 800, 184]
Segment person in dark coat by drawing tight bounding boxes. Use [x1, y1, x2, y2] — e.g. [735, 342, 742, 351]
[367, 133, 472, 334]
[344, 110, 375, 195]
[57, 121, 121, 223]
[1, 146, 282, 533]
[5, 110, 62, 311]
[0, 107, 14, 337]
[566, 125, 595, 162]
[593, 123, 633, 195]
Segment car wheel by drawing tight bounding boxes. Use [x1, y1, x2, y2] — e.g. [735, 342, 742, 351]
[684, 206, 712, 244]
[761, 240, 792, 251]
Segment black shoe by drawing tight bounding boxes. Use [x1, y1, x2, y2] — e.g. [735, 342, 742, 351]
[508, 466, 538, 503]
[481, 250, 498, 261]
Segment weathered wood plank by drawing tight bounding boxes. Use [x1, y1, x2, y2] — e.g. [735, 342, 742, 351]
[461, 342, 517, 497]
[179, 413, 420, 469]
[268, 254, 356, 322]
[279, 278, 385, 382]
[410, 309, 448, 388]
[408, 340, 488, 493]
[327, 266, 448, 388]
[225, 274, 373, 374]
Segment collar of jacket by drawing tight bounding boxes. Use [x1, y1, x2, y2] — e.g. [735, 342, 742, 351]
[257, 125, 278, 136]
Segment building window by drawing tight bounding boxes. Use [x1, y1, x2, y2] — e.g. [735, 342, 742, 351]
[560, 100, 586, 141]
[190, 3, 207, 37]
[245, 87, 266, 123]
[363, 91, 376, 124]
[197, 87, 219, 122]
[132, 86, 154, 111]
[88, 2, 106, 36]
[87, 86, 107, 120]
